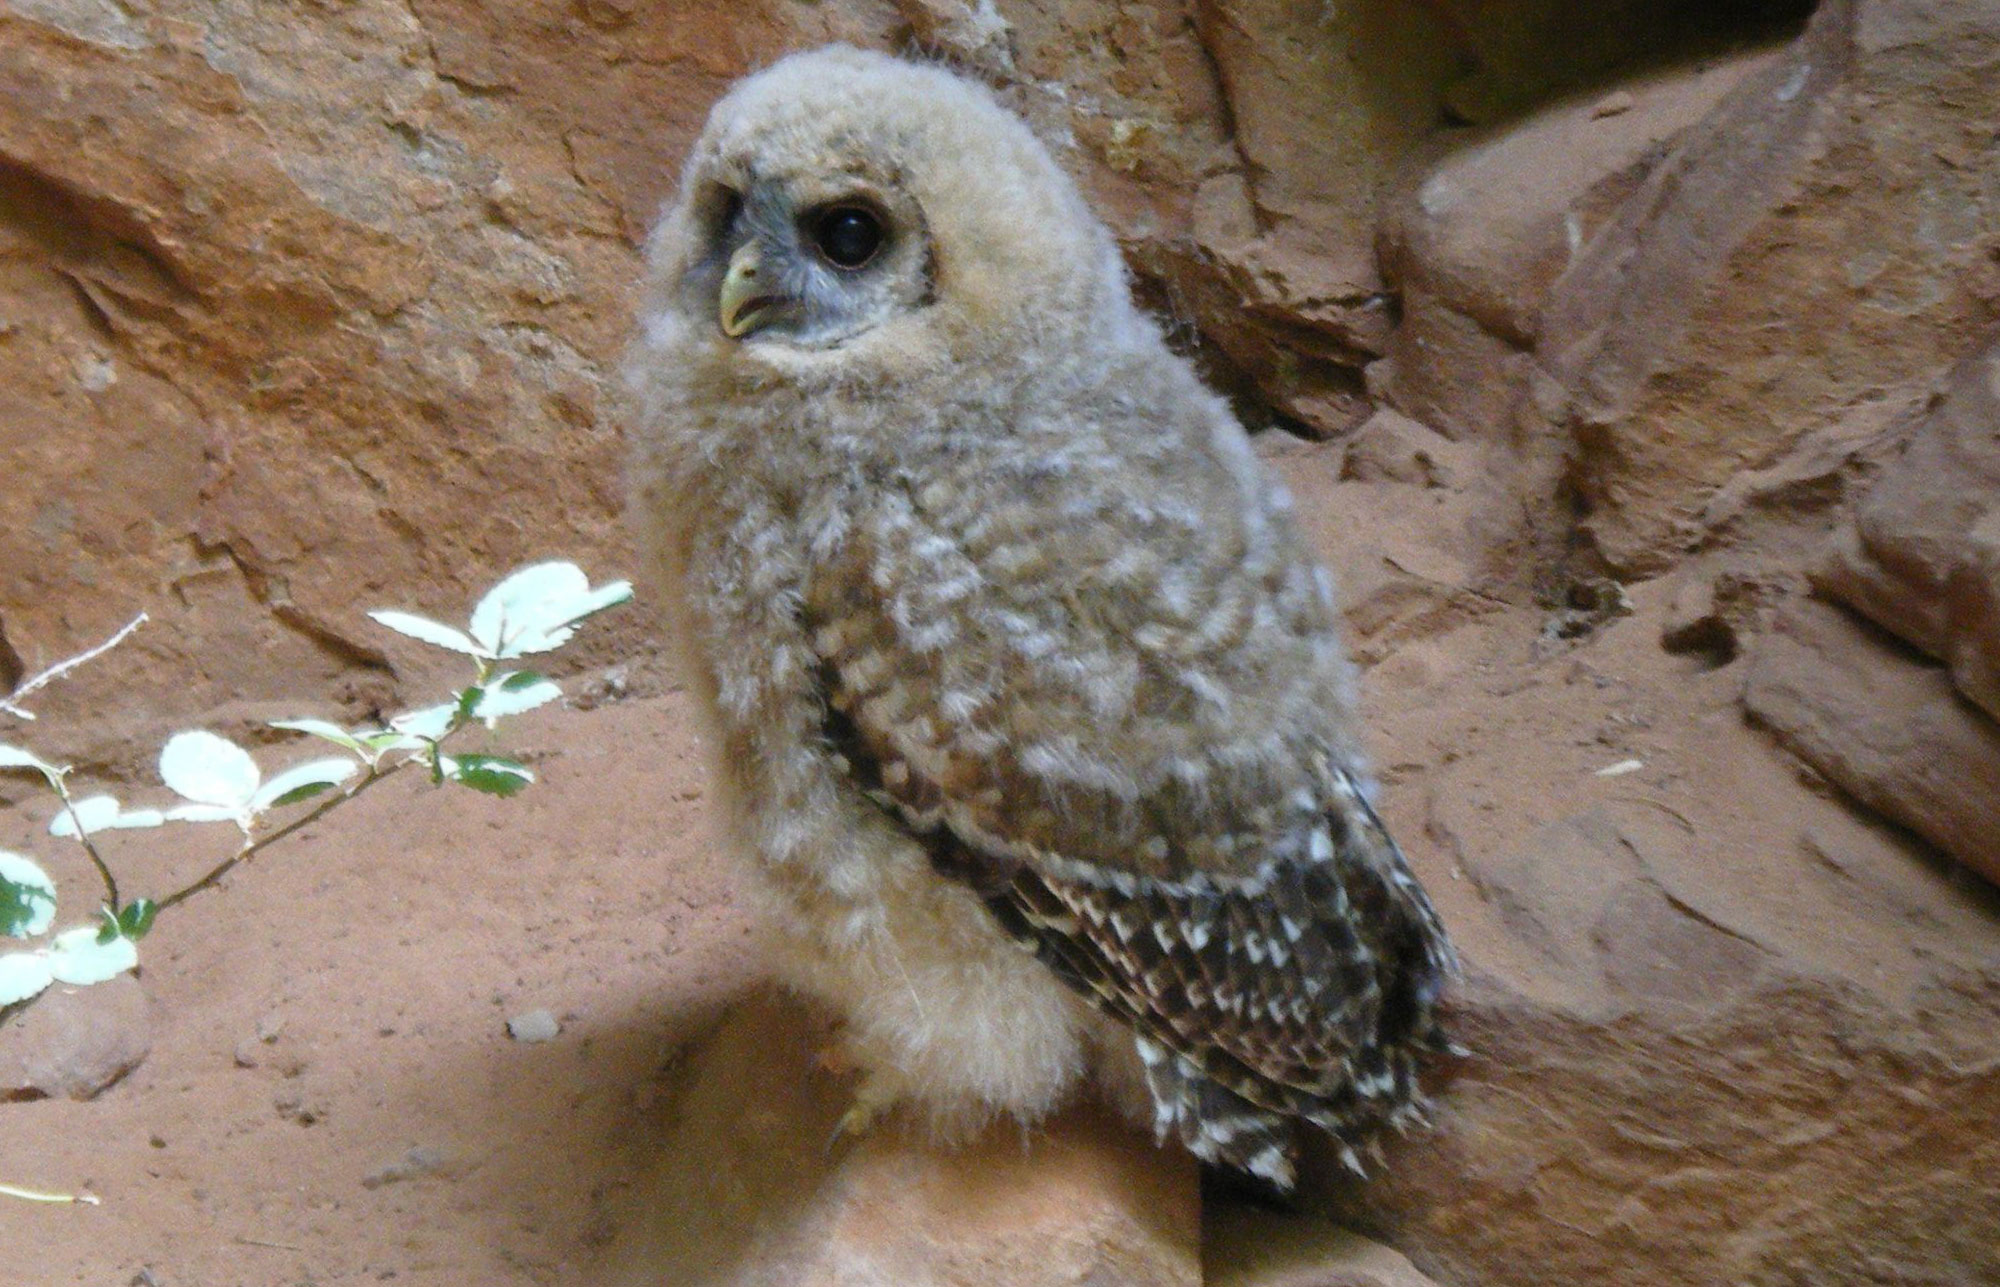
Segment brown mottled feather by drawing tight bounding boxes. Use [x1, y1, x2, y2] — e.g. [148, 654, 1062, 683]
[812, 577, 1456, 1183]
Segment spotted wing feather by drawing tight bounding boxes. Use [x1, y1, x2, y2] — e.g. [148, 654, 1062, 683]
[817, 651, 1455, 1187]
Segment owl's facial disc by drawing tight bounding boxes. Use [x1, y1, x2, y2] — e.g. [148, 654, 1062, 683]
[703, 175, 926, 347]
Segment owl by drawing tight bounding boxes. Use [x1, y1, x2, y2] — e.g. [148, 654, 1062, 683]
[626, 46, 1455, 1190]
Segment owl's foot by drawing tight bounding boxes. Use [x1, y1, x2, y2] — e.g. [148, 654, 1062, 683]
[826, 1067, 906, 1155]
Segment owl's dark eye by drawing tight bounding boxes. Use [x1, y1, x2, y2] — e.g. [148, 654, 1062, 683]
[809, 205, 885, 270]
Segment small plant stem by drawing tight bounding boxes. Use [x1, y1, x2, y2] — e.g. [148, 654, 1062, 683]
[0, 611, 148, 721]
[0, 1182, 100, 1205]
[156, 761, 403, 912]
[53, 784, 120, 913]
[157, 695, 483, 914]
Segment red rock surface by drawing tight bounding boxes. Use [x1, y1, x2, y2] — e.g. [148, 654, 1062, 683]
[1817, 339, 2000, 723]
[2, 0, 1996, 1284]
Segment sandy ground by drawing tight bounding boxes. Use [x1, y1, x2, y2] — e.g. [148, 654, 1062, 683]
[3, 693, 754, 1285]
[4, 439, 1992, 1285]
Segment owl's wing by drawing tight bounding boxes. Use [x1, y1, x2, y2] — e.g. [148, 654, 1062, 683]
[806, 496, 1456, 1172]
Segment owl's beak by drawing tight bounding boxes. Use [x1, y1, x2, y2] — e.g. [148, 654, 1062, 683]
[719, 242, 789, 338]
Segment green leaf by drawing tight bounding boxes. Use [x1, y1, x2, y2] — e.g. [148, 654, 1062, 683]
[446, 754, 534, 798]
[0, 852, 57, 939]
[473, 674, 562, 722]
[454, 684, 484, 724]
[500, 670, 547, 691]
[117, 898, 158, 941]
[249, 758, 357, 813]
[360, 729, 420, 753]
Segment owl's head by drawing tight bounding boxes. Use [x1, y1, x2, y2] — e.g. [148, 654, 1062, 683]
[638, 46, 1145, 394]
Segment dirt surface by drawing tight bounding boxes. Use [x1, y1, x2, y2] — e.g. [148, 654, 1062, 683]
[2, 694, 750, 1284]
[7, 435, 1993, 1285]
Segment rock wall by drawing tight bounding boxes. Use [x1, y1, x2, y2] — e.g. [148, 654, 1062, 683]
[3, 1, 1997, 1285]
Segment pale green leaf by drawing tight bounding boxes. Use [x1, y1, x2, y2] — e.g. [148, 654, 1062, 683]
[500, 578, 634, 658]
[163, 803, 242, 825]
[159, 731, 260, 809]
[269, 718, 368, 756]
[548, 579, 634, 628]
[0, 952, 53, 1006]
[50, 795, 117, 837]
[47, 924, 137, 985]
[368, 611, 486, 657]
[390, 703, 456, 742]
[50, 794, 166, 838]
[470, 562, 588, 657]
[0, 744, 63, 787]
[272, 720, 419, 766]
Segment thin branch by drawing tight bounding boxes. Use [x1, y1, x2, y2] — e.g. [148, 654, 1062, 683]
[0, 612, 148, 721]
[159, 671, 484, 913]
[52, 784, 119, 912]
[155, 759, 406, 912]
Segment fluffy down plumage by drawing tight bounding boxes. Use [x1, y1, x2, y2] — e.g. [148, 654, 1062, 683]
[626, 44, 1455, 1189]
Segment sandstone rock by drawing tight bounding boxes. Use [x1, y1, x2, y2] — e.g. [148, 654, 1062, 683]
[894, 0, 1016, 77]
[1341, 409, 1459, 490]
[1742, 598, 2000, 886]
[1207, 1207, 1442, 1287]
[360, 1144, 455, 1190]
[1524, 0, 2000, 573]
[1337, 773, 2000, 1284]
[1958, 513, 2000, 720]
[0, 973, 151, 1100]
[1377, 48, 1773, 440]
[1260, 432, 1507, 665]
[0, 0, 892, 776]
[1816, 340, 2000, 723]
[600, 990, 1201, 1287]
[1658, 563, 1728, 663]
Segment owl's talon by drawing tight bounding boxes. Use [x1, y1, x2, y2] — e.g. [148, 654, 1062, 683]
[827, 1101, 878, 1156]
[826, 1067, 904, 1157]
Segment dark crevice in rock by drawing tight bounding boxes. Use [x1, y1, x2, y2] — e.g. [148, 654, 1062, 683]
[1432, 0, 1820, 130]
[0, 155, 200, 308]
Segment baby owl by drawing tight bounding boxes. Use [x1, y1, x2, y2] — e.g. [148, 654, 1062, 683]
[627, 46, 1455, 1189]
